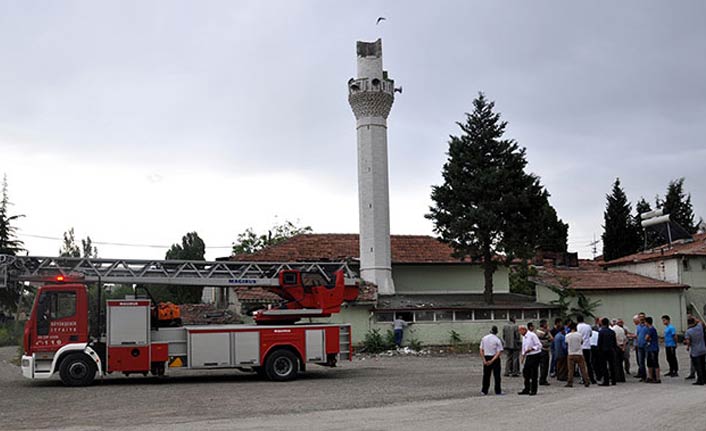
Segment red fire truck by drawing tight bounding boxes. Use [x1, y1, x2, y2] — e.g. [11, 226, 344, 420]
[0, 255, 358, 386]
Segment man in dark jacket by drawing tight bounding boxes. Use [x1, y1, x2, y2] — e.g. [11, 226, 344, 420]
[598, 317, 618, 386]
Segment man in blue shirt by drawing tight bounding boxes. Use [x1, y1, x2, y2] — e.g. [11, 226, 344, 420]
[644, 316, 661, 383]
[553, 323, 568, 381]
[630, 313, 648, 381]
[662, 315, 678, 377]
[685, 317, 706, 385]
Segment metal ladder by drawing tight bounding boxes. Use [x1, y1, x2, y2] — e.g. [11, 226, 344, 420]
[0, 254, 357, 288]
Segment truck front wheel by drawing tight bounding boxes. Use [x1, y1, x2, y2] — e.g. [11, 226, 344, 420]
[264, 349, 298, 381]
[59, 353, 97, 387]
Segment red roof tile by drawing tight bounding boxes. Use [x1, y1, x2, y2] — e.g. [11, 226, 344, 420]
[533, 265, 688, 291]
[228, 233, 474, 264]
[603, 233, 706, 266]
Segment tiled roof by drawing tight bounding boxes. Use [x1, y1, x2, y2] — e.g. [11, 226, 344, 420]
[233, 281, 378, 304]
[533, 265, 688, 291]
[228, 233, 474, 264]
[603, 232, 706, 266]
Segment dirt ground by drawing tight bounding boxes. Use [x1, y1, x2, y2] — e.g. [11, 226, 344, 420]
[1, 346, 704, 430]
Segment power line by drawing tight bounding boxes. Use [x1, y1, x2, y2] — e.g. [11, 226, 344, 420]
[18, 232, 233, 249]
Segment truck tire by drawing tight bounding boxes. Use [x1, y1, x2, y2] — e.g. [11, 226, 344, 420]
[264, 349, 298, 381]
[59, 353, 97, 387]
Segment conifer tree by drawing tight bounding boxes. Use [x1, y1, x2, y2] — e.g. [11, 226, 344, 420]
[0, 175, 25, 311]
[602, 179, 640, 261]
[661, 178, 698, 234]
[427, 93, 562, 304]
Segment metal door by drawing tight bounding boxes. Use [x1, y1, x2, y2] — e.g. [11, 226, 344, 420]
[305, 330, 325, 362]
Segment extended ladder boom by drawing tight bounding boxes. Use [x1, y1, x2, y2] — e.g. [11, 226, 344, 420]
[0, 255, 357, 288]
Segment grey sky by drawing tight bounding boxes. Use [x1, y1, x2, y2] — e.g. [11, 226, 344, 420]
[1, 1, 705, 259]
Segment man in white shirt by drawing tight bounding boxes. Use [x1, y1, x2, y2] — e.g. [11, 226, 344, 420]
[576, 315, 597, 384]
[518, 324, 542, 395]
[611, 320, 627, 382]
[479, 326, 504, 395]
[565, 322, 591, 388]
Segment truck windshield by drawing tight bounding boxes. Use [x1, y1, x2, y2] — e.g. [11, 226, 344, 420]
[36, 291, 76, 336]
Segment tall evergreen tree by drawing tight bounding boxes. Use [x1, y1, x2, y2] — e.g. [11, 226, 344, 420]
[150, 232, 206, 304]
[635, 197, 657, 249]
[59, 228, 81, 257]
[661, 178, 698, 234]
[427, 93, 559, 304]
[602, 178, 640, 261]
[536, 203, 569, 253]
[0, 175, 25, 312]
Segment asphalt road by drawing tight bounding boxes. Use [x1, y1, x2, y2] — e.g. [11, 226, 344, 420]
[1, 346, 704, 430]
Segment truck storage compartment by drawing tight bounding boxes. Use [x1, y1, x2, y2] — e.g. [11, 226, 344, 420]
[188, 331, 231, 368]
[151, 327, 187, 357]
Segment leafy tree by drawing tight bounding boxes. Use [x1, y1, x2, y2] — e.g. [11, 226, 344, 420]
[232, 220, 312, 255]
[81, 236, 98, 258]
[59, 228, 81, 257]
[426, 93, 559, 304]
[635, 197, 661, 249]
[0, 175, 25, 312]
[660, 178, 698, 234]
[601, 178, 640, 261]
[149, 232, 206, 304]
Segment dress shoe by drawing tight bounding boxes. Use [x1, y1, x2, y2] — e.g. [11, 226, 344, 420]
[518, 390, 530, 395]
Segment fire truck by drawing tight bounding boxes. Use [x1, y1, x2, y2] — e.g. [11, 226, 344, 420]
[0, 255, 358, 386]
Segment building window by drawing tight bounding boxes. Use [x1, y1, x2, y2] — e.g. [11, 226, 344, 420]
[396, 311, 414, 322]
[415, 311, 435, 322]
[494, 310, 508, 320]
[475, 309, 492, 320]
[539, 309, 549, 319]
[435, 311, 453, 322]
[509, 309, 523, 321]
[525, 310, 539, 320]
[455, 311, 473, 321]
[375, 312, 393, 323]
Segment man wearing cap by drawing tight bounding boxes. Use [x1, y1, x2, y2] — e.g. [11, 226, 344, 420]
[479, 326, 504, 395]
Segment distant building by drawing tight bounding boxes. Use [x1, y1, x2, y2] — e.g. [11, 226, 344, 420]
[217, 233, 557, 345]
[602, 232, 706, 320]
[533, 260, 689, 331]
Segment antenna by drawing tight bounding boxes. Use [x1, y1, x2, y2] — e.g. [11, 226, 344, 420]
[588, 234, 600, 259]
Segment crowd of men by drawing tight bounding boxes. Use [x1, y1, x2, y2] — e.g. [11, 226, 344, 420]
[478, 312, 706, 396]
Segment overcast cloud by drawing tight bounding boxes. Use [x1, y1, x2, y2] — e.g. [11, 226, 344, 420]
[1, 0, 705, 259]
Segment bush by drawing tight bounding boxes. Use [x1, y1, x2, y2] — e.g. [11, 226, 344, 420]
[449, 330, 462, 345]
[0, 321, 23, 347]
[362, 328, 397, 353]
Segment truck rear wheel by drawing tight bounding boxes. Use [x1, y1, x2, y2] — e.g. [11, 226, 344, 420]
[264, 349, 298, 381]
[59, 353, 97, 387]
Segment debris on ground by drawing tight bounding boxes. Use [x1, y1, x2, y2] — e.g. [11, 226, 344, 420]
[179, 304, 243, 325]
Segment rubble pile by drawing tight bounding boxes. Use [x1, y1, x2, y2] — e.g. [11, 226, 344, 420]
[179, 304, 243, 325]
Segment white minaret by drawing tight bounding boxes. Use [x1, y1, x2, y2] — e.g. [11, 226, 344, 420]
[348, 39, 397, 295]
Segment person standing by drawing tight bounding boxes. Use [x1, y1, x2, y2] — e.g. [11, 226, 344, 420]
[598, 317, 618, 386]
[553, 323, 568, 381]
[684, 317, 706, 385]
[502, 317, 521, 377]
[662, 315, 679, 377]
[565, 323, 591, 388]
[392, 316, 408, 348]
[518, 324, 542, 395]
[479, 326, 504, 395]
[618, 319, 632, 375]
[550, 318, 563, 377]
[576, 315, 597, 384]
[644, 316, 661, 383]
[536, 319, 553, 386]
[611, 319, 627, 382]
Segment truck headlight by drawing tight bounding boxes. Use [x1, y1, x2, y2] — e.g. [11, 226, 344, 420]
[21, 358, 30, 368]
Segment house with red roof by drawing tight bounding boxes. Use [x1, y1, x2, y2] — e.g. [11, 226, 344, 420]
[214, 233, 559, 344]
[533, 259, 690, 331]
[601, 232, 706, 322]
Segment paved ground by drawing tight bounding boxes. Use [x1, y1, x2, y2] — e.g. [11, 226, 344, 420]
[1, 346, 704, 430]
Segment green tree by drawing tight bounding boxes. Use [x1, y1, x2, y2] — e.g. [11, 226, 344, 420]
[536, 203, 569, 253]
[601, 178, 640, 261]
[232, 220, 312, 255]
[635, 197, 661, 249]
[150, 232, 206, 304]
[59, 228, 81, 257]
[81, 236, 98, 258]
[426, 93, 559, 304]
[660, 178, 698, 234]
[509, 261, 538, 296]
[0, 175, 25, 312]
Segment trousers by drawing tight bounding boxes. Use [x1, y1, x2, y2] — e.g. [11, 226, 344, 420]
[522, 354, 541, 394]
[481, 356, 502, 394]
